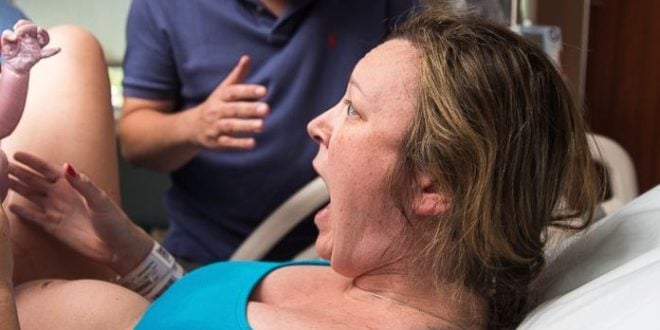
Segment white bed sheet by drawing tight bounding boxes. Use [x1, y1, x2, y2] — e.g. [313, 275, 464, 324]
[519, 185, 660, 329]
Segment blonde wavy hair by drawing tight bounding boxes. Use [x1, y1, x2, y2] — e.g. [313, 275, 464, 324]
[389, 9, 601, 329]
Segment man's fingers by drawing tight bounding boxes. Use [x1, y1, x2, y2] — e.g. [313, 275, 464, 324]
[220, 102, 269, 118]
[216, 84, 267, 102]
[215, 55, 252, 91]
[214, 118, 264, 135]
[210, 56, 268, 101]
[214, 136, 257, 150]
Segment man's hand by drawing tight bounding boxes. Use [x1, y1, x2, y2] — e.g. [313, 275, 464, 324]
[185, 55, 270, 150]
[1, 19, 60, 75]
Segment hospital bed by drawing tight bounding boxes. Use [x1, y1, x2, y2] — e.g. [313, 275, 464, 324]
[520, 183, 660, 328]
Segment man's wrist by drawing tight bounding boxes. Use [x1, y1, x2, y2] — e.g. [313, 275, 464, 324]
[177, 106, 201, 148]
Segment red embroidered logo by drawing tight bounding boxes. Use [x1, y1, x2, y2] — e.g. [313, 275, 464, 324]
[327, 33, 337, 49]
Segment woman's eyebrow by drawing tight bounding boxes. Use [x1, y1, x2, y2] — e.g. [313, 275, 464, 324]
[348, 76, 365, 97]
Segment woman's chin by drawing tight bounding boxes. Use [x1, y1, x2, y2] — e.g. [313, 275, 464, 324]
[314, 235, 332, 260]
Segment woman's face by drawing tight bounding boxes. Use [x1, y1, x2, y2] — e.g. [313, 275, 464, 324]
[307, 40, 420, 277]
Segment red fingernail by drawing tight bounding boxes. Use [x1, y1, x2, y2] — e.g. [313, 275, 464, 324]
[65, 163, 77, 178]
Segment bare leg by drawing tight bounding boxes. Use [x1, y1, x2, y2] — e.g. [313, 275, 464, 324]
[15, 279, 148, 329]
[2, 25, 119, 284]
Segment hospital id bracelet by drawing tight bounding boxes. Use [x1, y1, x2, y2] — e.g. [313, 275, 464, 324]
[117, 241, 185, 301]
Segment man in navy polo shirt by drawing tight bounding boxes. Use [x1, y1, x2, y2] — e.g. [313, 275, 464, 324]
[119, 0, 419, 265]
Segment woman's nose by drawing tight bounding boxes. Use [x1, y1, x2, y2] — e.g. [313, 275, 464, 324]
[307, 109, 332, 146]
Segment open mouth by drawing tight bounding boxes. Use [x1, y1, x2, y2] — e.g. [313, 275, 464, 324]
[314, 202, 331, 229]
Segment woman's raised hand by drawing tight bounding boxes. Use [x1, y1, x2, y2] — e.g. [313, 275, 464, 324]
[7, 151, 153, 276]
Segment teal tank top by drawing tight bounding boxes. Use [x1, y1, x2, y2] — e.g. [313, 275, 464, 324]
[135, 259, 329, 329]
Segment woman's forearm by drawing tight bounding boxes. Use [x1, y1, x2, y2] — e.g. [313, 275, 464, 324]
[109, 223, 157, 277]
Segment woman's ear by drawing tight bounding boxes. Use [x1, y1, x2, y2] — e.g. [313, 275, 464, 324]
[412, 173, 449, 217]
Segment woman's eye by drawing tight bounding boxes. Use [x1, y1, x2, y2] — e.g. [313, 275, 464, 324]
[344, 100, 358, 117]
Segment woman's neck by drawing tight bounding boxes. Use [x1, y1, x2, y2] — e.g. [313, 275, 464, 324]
[348, 270, 486, 329]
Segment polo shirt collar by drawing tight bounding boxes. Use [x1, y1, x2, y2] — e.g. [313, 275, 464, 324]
[240, 0, 316, 43]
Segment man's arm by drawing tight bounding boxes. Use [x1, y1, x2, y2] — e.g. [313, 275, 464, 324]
[118, 97, 200, 172]
[118, 55, 270, 172]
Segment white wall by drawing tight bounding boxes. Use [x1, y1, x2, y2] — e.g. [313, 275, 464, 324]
[14, 0, 131, 64]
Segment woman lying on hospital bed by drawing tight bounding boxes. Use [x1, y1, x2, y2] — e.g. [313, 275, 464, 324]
[0, 8, 600, 329]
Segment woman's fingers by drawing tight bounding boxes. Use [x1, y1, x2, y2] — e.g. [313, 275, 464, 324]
[8, 163, 51, 195]
[8, 152, 59, 205]
[8, 204, 47, 227]
[62, 164, 113, 211]
[7, 177, 46, 207]
[13, 151, 61, 183]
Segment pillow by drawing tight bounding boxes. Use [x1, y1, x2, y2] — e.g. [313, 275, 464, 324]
[519, 185, 660, 329]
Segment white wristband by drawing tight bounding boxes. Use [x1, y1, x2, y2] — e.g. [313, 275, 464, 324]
[117, 241, 185, 301]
